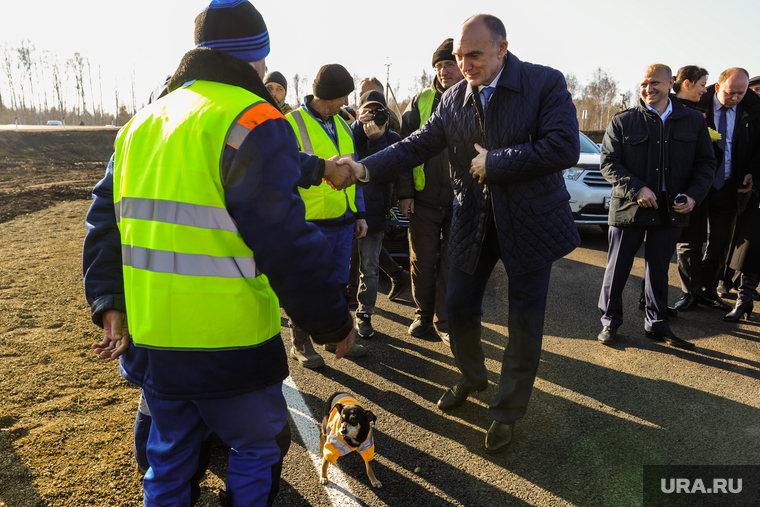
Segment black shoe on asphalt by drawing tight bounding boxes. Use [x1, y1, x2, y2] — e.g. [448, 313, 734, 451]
[698, 290, 732, 311]
[356, 313, 375, 339]
[673, 293, 698, 311]
[437, 380, 488, 411]
[597, 325, 617, 345]
[484, 421, 514, 454]
[645, 329, 695, 350]
[388, 270, 411, 301]
[408, 316, 433, 337]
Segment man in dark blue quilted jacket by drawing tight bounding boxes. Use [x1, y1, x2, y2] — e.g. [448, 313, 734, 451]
[340, 14, 580, 453]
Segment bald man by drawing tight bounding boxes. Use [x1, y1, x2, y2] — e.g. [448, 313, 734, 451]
[597, 64, 715, 350]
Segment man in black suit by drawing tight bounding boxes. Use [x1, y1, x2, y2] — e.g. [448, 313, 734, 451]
[678, 68, 757, 310]
[597, 64, 715, 350]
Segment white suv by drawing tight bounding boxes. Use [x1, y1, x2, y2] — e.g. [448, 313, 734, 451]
[562, 132, 611, 228]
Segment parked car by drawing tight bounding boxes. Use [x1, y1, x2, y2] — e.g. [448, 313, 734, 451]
[46, 120, 63, 126]
[563, 132, 611, 229]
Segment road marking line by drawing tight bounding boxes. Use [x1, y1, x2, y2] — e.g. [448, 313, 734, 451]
[282, 376, 366, 507]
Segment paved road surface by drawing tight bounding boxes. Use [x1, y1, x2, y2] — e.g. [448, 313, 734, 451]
[203, 225, 759, 506]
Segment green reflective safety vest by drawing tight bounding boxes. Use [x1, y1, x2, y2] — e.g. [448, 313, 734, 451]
[286, 108, 357, 220]
[412, 88, 436, 191]
[113, 80, 280, 351]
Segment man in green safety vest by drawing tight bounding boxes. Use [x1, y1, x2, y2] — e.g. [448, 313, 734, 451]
[284, 64, 369, 368]
[396, 38, 464, 345]
[83, 1, 355, 505]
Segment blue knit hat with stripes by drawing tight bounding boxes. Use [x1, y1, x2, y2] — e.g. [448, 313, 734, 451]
[194, 0, 270, 63]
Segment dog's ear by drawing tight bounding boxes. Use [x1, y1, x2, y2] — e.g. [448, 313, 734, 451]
[334, 403, 344, 419]
[364, 410, 377, 424]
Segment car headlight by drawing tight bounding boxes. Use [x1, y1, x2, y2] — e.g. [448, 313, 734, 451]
[562, 168, 584, 181]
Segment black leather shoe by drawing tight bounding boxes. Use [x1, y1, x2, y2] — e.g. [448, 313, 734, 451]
[409, 316, 433, 337]
[673, 293, 698, 311]
[437, 381, 488, 411]
[724, 300, 754, 322]
[484, 421, 514, 454]
[645, 329, 695, 350]
[597, 326, 617, 345]
[698, 290, 732, 311]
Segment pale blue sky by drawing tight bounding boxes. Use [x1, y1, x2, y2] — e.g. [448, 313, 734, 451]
[2, 0, 759, 114]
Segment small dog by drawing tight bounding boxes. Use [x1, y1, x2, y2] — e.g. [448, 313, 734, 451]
[320, 391, 381, 488]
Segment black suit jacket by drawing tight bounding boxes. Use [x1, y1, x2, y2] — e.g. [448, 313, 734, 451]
[698, 87, 760, 185]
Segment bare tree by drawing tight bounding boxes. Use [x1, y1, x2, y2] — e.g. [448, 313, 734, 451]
[131, 69, 137, 116]
[585, 68, 618, 130]
[68, 52, 89, 125]
[291, 73, 307, 106]
[87, 57, 99, 125]
[114, 76, 120, 126]
[565, 73, 580, 100]
[98, 64, 104, 125]
[408, 69, 432, 97]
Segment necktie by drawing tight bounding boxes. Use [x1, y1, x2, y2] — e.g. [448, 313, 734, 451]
[480, 87, 493, 111]
[715, 106, 728, 189]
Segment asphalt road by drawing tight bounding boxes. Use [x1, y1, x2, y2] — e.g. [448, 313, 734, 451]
[202, 225, 758, 507]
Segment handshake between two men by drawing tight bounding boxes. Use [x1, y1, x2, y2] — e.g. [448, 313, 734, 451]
[321, 142, 491, 191]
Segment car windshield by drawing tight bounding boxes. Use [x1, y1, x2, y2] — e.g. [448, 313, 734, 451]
[579, 133, 600, 154]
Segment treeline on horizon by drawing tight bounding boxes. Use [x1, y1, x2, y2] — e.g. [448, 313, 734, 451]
[1, 40, 629, 130]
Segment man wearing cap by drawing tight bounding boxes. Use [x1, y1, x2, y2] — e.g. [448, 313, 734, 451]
[339, 15, 581, 453]
[350, 90, 402, 338]
[284, 64, 368, 367]
[264, 71, 293, 114]
[82, 1, 355, 505]
[396, 38, 464, 345]
[749, 76, 760, 97]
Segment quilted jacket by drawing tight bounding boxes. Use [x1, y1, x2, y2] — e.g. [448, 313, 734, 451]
[361, 52, 581, 275]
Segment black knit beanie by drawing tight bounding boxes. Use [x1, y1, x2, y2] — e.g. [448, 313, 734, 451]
[264, 71, 288, 93]
[313, 64, 354, 100]
[194, 0, 270, 62]
[432, 38, 454, 67]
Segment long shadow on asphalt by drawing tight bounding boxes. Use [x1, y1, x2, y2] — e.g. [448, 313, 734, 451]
[0, 418, 48, 507]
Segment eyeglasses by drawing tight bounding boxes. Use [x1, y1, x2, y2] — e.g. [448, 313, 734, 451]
[434, 61, 457, 72]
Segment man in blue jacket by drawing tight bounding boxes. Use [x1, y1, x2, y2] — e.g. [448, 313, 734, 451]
[82, 1, 355, 505]
[339, 14, 580, 453]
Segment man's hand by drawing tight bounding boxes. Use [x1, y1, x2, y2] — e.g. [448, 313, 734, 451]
[360, 112, 387, 140]
[636, 186, 658, 209]
[334, 328, 356, 360]
[399, 198, 415, 219]
[470, 143, 488, 184]
[738, 173, 753, 194]
[336, 157, 367, 181]
[323, 156, 356, 190]
[92, 309, 131, 359]
[355, 218, 368, 239]
[673, 194, 696, 214]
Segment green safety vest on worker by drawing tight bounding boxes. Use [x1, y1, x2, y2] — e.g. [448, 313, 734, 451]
[412, 88, 436, 191]
[286, 108, 357, 220]
[112, 80, 281, 351]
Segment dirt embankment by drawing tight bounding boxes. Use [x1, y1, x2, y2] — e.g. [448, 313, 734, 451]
[0, 131, 116, 224]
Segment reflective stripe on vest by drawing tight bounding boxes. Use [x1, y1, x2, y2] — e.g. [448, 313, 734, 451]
[113, 80, 280, 351]
[412, 88, 436, 191]
[286, 108, 357, 220]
